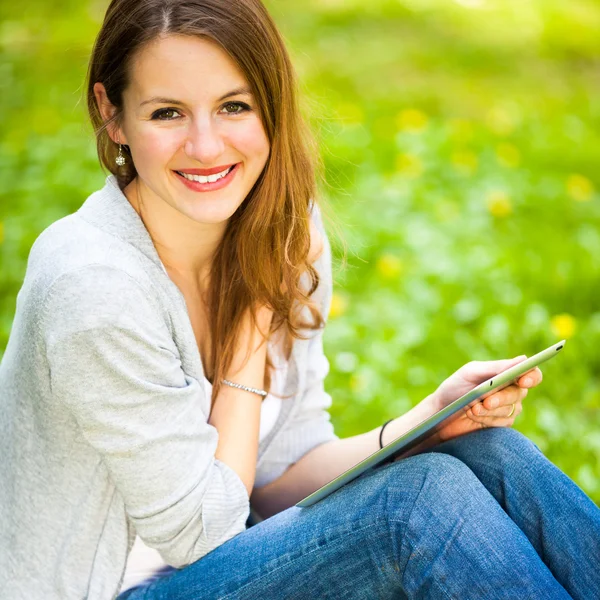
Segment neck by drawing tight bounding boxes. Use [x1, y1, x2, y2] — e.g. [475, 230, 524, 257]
[124, 176, 226, 291]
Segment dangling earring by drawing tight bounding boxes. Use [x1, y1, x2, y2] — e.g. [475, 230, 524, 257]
[115, 143, 126, 167]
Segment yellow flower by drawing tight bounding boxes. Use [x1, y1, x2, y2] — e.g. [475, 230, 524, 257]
[329, 292, 349, 319]
[451, 149, 478, 175]
[396, 108, 428, 132]
[496, 143, 521, 168]
[550, 313, 577, 339]
[0, 221, 4, 245]
[486, 190, 513, 218]
[376, 254, 403, 279]
[566, 174, 594, 202]
[395, 153, 424, 178]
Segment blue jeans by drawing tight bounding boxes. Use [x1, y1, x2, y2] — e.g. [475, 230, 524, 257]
[118, 428, 600, 599]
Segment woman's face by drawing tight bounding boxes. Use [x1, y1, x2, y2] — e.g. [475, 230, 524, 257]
[96, 34, 270, 225]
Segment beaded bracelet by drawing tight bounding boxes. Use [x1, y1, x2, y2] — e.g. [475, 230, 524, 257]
[379, 419, 394, 449]
[222, 379, 268, 398]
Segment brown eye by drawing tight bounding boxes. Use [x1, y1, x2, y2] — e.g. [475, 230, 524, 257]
[151, 108, 181, 120]
[221, 102, 250, 115]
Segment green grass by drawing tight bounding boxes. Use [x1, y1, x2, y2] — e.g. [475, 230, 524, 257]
[1, 0, 598, 504]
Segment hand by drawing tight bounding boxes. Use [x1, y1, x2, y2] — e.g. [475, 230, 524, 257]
[430, 355, 543, 443]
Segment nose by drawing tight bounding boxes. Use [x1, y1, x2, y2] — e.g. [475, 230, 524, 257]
[183, 116, 225, 165]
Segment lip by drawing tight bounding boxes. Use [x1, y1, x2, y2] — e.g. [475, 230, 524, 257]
[174, 163, 239, 193]
[177, 164, 237, 176]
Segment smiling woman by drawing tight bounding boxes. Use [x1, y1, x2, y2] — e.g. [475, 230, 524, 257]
[2, 1, 600, 599]
[86, 4, 325, 400]
[2, 0, 340, 597]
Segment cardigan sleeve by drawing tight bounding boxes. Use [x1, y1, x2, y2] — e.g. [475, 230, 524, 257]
[254, 202, 340, 488]
[41, 265, 250, 569]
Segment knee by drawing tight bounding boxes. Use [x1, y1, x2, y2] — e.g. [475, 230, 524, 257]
[414, 452, 481, 495]
[409, 451, 473, 483]
[386, 453, 485, 516]
[467, 427, 541, 464]
[381, 452, 507, 552]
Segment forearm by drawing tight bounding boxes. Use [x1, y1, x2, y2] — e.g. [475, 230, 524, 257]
[208, 310, 271, 497]
[251, 392, 442, 518]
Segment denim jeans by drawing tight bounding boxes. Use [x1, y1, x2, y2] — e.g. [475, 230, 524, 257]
[117, 427, 600, 599]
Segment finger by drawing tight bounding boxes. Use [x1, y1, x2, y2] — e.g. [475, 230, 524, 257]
[499, 400, 521, 418]
[483, 384, 527, 410]
[517, 367, 543, 388]
[471, 401, 486, 417]
[466, 405, 486, 428]
[463, 355, 528, 383]
[472, 401, 523, 424]
[488, 401, 523, 423]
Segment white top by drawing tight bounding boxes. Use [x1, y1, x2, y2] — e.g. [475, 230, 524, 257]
[119, 368, 284, 593]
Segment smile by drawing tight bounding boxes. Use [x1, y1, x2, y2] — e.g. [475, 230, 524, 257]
[174, 163, 239, 192]
[177, 165, 235, 183]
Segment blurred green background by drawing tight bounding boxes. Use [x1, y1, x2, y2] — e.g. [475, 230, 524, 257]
[0, 0, 598, 504]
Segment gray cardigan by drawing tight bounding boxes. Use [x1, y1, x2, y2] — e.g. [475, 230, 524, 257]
[0, 175, 338, 600]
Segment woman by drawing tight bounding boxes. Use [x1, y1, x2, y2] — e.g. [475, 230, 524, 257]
[1, 0, 598, 598]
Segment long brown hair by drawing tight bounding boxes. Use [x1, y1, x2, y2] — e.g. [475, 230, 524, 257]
[85, 0, 341, 407]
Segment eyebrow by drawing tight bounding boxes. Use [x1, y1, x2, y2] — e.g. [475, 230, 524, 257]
[139, 86, 252, 108]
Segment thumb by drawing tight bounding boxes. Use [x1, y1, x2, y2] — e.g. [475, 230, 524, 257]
[465, 355, 527, 382]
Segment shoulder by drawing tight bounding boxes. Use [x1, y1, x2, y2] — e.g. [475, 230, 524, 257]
[29, 213, 150, 284]
[25, 219, 165, 343]
[24, 210, 160, 315]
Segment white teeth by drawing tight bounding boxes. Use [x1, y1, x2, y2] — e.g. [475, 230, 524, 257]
[178, 165, 234, 184]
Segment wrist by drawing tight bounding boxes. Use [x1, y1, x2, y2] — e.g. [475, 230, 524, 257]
[426, 390, 443, 413]
[379, 392, 441, 448]
[379, 419, 394, 449]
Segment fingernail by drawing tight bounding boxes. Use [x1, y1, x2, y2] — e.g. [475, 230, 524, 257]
[490, 398, 499, 408]
[523, 377, 532, 386]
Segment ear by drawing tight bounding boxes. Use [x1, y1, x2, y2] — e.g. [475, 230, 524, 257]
[93, 82, 128, 146]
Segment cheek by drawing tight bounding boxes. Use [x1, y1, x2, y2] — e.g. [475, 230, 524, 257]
[129, 127, 182, 168]
[231, 120, 270, 164]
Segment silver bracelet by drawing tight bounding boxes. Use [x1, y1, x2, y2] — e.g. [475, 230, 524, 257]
[222, 379, 268, 398]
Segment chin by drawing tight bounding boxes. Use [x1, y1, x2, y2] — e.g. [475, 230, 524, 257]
[182, 199, 242, 225]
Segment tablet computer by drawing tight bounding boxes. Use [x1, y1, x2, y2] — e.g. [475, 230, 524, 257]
[296, 339, 566, 508]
